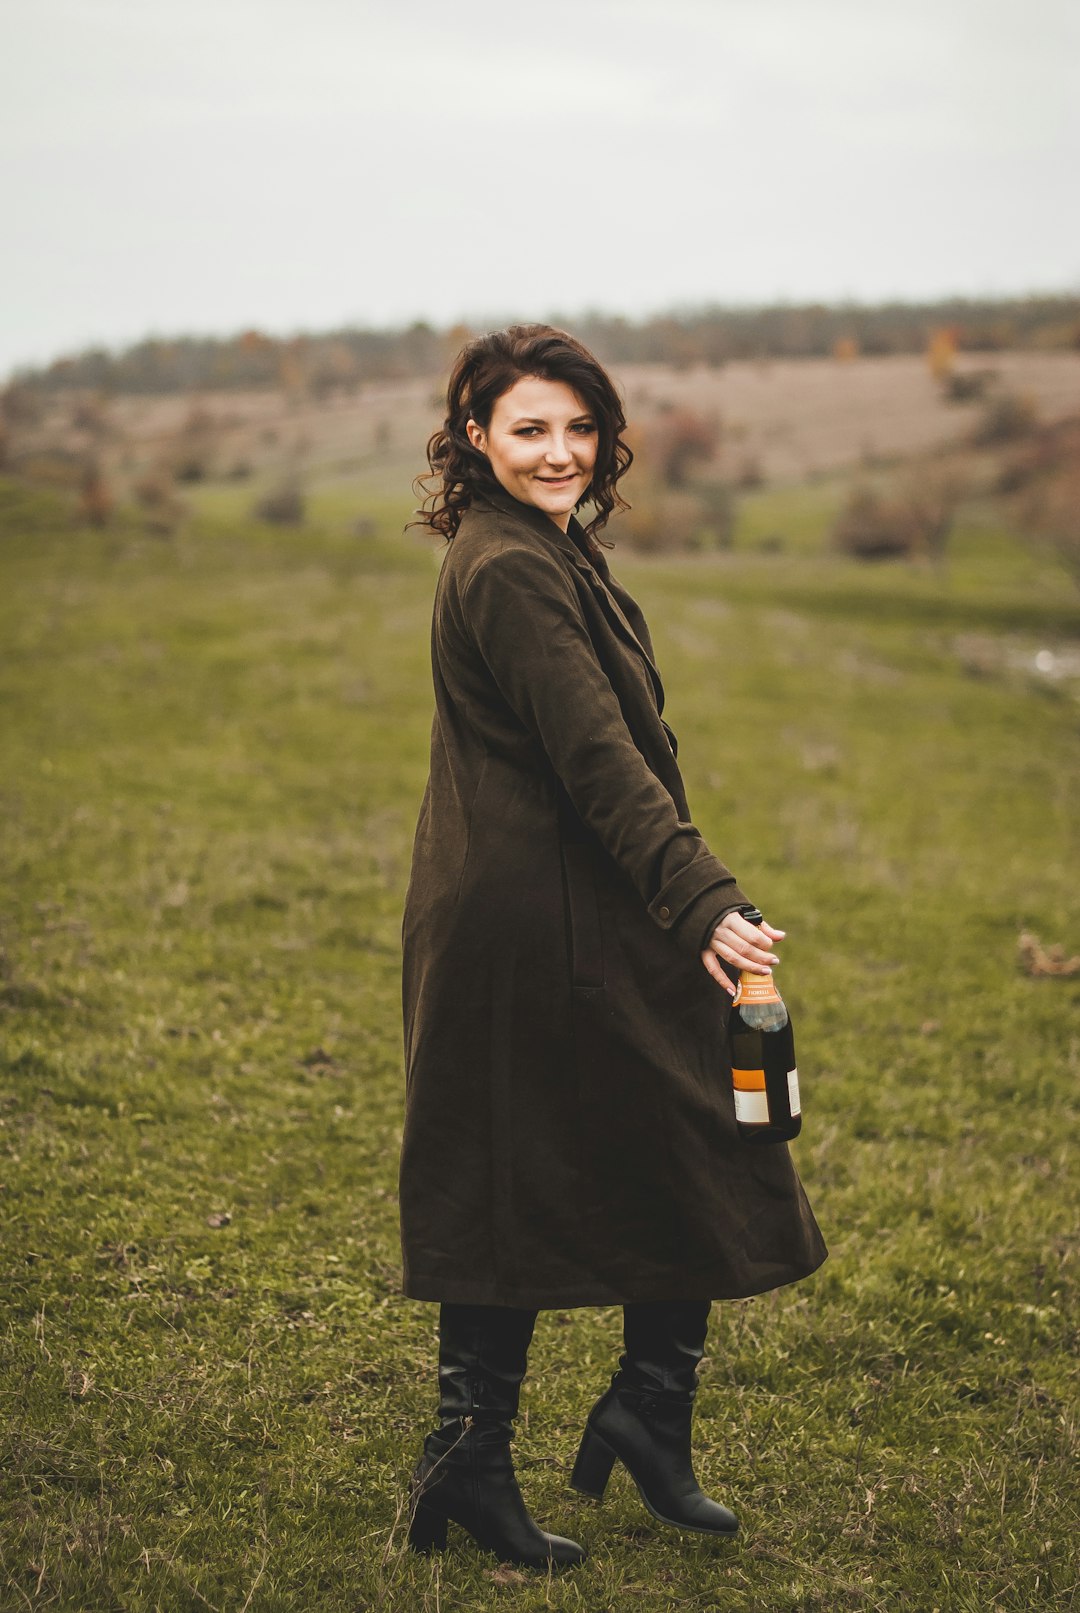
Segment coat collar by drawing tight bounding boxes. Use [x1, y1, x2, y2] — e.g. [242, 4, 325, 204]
[472, 486, 664, 704]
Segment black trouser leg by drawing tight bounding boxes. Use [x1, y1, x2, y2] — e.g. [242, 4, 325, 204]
[570, 1300, 738, 1536]
[408, 1302, 586, 1568]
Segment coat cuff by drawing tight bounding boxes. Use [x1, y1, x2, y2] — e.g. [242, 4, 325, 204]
[646, 865, 751, 958]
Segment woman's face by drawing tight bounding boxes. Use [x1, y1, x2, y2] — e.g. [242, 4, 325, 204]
[466, 375, 598, 532]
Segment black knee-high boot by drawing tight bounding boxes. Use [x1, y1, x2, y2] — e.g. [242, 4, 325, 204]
[408, 1303, 586, 1568]
[570, 1300, 738, 1536]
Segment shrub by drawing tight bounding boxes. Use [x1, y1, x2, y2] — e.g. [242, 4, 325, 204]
[614, 486, 732, 553]
[253, 481, 305, 526]
[833, 489, 914, 560]
[643, 405, 720, 488]
[994, 414, 1080, 494]
[943, 369, 996, 404]
[171, 406, 220, 482]
[1024, 463, 1080, 586]
[70, 391, 111, 435]
[734, 454, 764, 490]
[973, 392, 1038, 446]
[833, 464, 964, 562]
[614, 491, 705, 552]
[77, 461, 113, 527]
[1011, 416, 1080, 587]
[133, 467, 185, 536]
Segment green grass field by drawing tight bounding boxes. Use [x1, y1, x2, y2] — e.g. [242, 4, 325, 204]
[2, 477, 1078, 1612]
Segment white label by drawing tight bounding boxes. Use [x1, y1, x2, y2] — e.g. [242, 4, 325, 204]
[787, 1068, 801, 1116]
[734, 1088, 771, 1126]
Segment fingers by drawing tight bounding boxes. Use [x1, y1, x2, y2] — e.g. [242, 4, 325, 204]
[710, 940, 774, 974]
[700, 949, 736, 994]
[710, 933, 778, 971]
[708, 911, 784, 973]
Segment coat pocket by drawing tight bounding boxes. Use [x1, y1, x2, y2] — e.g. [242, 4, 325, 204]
[559, 839, 605, 989]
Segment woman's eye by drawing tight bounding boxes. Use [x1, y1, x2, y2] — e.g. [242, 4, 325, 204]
[511, 423, 594, 437]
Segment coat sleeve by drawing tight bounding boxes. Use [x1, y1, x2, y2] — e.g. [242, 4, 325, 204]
[461, 542, 750, 959]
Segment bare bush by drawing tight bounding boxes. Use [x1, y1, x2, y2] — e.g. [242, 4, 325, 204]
[69, 391, 112, 435]
[693, 482, 736, 547]
[994, 414, 1079, 494]
[734, 454, 764, 490]
[943, 369, 996, 404]
[616, 405, 732, 551]
[253, 481, 305, 525]
[170, 405, 220, 482]
[133, 467, 185, 536]
[1013, 416, 1080, 586]
[615, 491, 706, 553]
[833, 463, 964, 562]
[615, 485, 732, 553]
[77, 460, 113, 527]
[833, 490, 913, 560]
[642, 405, 720, 488]
[973, 392, 1038, 446]
[1026, 465, 1080, 585]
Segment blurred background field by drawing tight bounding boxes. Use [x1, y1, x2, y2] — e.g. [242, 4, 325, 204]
[1, 302, 1079, 1607]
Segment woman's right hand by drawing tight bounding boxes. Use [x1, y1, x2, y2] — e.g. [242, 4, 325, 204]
[700, 910, 784, 996]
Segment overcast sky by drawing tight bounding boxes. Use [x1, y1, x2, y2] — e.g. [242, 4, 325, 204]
[2, 0, 1077, 376]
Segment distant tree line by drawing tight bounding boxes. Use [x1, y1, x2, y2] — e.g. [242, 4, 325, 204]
[12, 295, 1080, 396]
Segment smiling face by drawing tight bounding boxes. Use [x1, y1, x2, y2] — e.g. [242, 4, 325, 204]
[466, 374, 598, 532]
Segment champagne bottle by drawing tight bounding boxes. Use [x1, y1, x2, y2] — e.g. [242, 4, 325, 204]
[727, 907, 802, 1145]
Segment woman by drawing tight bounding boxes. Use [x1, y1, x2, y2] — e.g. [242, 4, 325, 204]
[399, 325, 826, 1568]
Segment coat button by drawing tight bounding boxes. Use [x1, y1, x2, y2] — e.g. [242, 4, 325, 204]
[659, 905, 670, 920]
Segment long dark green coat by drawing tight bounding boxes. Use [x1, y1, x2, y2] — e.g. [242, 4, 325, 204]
[399, 486, 826, 1308]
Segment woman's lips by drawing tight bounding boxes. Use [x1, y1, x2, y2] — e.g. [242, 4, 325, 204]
[536, 474, 577, 486]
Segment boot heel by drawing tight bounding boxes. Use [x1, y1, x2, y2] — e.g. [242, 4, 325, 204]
[570, 1425, 617, 1499]
[408, 1498, 448, 1553]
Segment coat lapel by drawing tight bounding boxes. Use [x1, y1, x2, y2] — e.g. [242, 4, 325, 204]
[473, 488, 666, 709]
[564, 531, 666, 710]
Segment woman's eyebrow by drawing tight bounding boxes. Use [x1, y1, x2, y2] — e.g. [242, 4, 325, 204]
[509, 414, 595, 426]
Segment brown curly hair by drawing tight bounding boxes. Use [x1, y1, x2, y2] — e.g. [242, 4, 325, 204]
[412, 324, 632, 546]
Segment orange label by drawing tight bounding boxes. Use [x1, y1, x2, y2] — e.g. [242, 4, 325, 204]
[732, 1067, 766, 1091]
[735, 971, 783, 1006]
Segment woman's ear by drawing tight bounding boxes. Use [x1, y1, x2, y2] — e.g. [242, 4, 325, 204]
[465, 418, 487, 454]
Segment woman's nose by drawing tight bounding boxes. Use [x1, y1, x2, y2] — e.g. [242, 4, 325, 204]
[545, 434, 571, 464]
